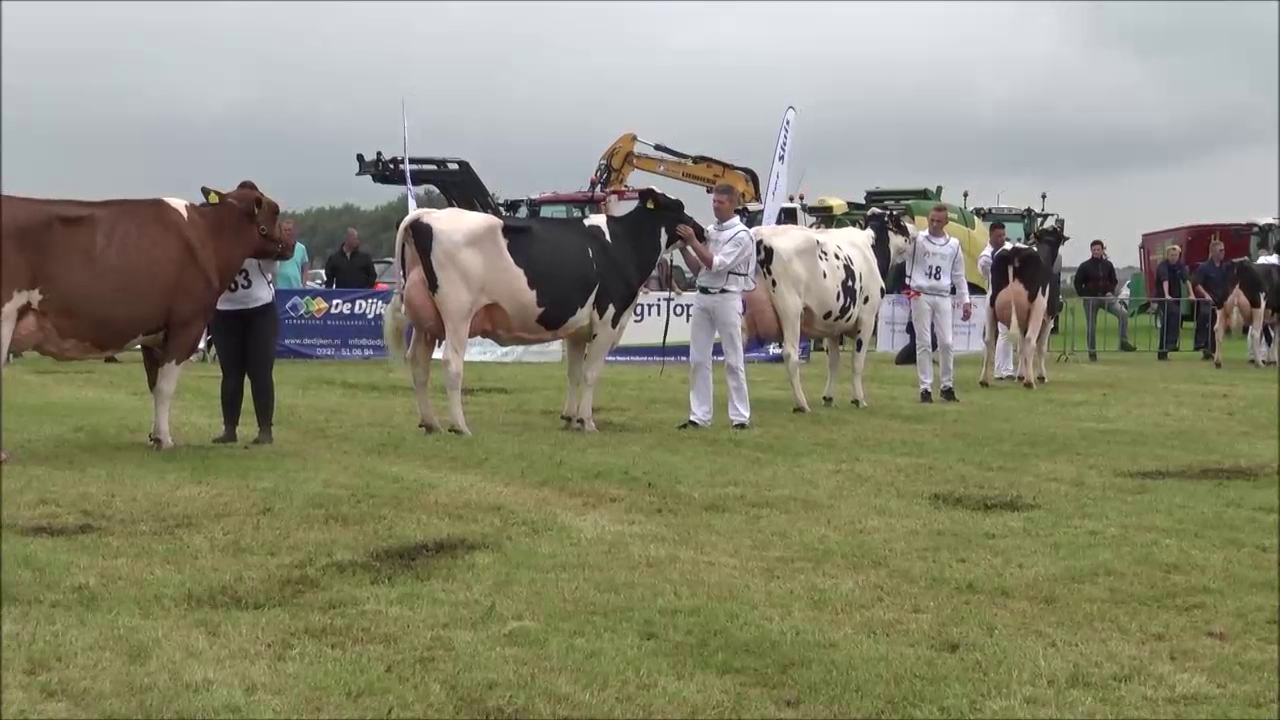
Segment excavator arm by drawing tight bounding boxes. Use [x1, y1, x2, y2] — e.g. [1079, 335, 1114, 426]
[589, 133, 762, 204]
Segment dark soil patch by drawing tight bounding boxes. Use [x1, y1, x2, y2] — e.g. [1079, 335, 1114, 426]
[327, 536, 488, 583]
[10, 521, 99, 538]
[928, 491, 1039, 513]
[461, 386, 512, 396]
[1124, 465, 1275, 482]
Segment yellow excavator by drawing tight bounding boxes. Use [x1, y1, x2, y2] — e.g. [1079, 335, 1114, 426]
[588, 132, 805, 226]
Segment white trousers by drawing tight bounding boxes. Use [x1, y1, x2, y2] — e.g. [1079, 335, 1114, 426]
[911, 293, 955, 391]
[689, 291, 750, 426]
[991, 320, 1014, 377]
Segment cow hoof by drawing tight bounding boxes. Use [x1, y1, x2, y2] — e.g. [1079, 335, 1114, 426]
[1214, 361, 1222, 369]
[150, 437, 175, 451]
[822, 396, 833, 407]
[0, 450, 9, 464]
[1016, 375, 1025, 382]
[418, 422, 440, 435]
[447, 426, 471, 437]
[1022, 381, 1035, 390]
[851, 399, 864, 408]
[979, 380, 990, 388]
[1036, 376, 1046, 383]
[792, 406, 809, 414]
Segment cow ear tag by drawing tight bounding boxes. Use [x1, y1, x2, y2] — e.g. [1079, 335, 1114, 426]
[205, 190, 220, 205]
[645, 199, 655, 209]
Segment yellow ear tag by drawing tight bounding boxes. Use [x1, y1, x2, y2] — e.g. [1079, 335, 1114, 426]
[205, 191, 220, 205]
[645, 199, 655, 209]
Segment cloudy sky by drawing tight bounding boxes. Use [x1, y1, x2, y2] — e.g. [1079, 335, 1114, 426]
[2, 0, 1276, 265]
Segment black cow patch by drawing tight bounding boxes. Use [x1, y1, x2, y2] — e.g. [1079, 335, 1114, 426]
[758, 242, 775, 277]
[822, 310, 833, 320]
[862, 295, 869, 305]
[879, 287, 885, 298]
[855, 337, 864, 353]
[498, 214, 665, 332]
[408, 219, 440, 294]
[834, 257, 859, 321]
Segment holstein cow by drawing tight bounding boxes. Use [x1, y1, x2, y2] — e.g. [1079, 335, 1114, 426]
[0, 181, 293, 463]
[978, 222, 1069, 389]
[382, 187, 703, 435]
[1214, 258, 1280, 368]
[742, 208, 913, 412]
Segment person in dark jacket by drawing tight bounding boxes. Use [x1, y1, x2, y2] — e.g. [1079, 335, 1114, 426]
[1154, 244, 1194, 360]
[323, 228, 377, 289]
[1073, 239, 1137, 360]
[1192, 239, 1230, 360]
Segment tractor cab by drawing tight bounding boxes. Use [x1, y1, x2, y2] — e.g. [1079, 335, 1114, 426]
[502, 188, 641, 219]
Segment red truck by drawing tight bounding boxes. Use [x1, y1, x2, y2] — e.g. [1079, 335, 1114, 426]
[1136, 218, 1277, 316]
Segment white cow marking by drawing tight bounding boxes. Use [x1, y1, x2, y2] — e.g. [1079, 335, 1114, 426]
[150, 361, 183, 449]
[162, 198, 190, 220]
[2, 288, 43, 365]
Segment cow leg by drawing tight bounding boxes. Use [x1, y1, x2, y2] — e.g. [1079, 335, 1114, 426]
[0, 301, 15, 463]
[1248, 307, 1266, 369]
[142, 346, 162, 442]
[979, 304, 997, 388]
[1213, 303, 1227, 369]
[573, 332, 620, 434]
[440, 331, 472, 436]
[1022, 296, 1048, 389]
[850, 320, 873, 408]
[561, 334, 587, 428]
[774, 293, 809, 412]
[1035, 315, 1052, 384]
[408, 329, 441, 433]
[149, 360, 184, 450]
[822, 335, 840, 407]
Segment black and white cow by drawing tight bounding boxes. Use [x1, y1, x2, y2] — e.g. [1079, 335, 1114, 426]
[978, 223, 1068, 389]
[382, 186, 703, 435]
[1215, 258, 1280, 368]
[741, 208, 912, 411]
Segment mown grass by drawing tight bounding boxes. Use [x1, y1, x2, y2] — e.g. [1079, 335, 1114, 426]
[2, 345, 1277, 718]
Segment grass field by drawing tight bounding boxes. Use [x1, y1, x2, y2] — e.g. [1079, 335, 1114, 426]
[2, 342, 1277, 718]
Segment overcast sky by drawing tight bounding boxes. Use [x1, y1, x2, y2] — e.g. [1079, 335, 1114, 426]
[2, 0, 1276, 266]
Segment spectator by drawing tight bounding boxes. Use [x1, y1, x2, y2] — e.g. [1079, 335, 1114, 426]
[1192, 240, 1229, 360]
[272, 220, 311, 289]
[1073, 239, 1137, 360]
[323, 228, 376, 289]
[1154, 245, 1193, 360]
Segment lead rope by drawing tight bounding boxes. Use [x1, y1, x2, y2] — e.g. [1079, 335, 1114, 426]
[659, 259, 674, 376]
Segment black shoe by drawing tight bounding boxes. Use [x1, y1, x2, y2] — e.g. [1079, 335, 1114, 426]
[252, 429, 273, 445]
[919, 390, 933, 404]
[1120, 341, 1137, 352]
[676, 420, 706, 430]
[731, 422, 750, 430]
[212, 430, 237, 444]
[1088, 352, 1098, 362]
[940, 387, 958, 402]
[1157, 353, 1169, 361]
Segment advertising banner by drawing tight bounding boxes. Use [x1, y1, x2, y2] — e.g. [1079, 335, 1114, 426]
[874, 293, 990, 354]
[276, 288, 395, 359]
[606, 290, 810, 363]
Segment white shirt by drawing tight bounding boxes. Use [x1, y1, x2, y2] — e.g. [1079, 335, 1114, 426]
[217, 258, 277, 310]
[1257, 253, 1280, 265]
[977, 241, 1010, 285]
[900, 231, 969, 304]
[696, 216, 755, 292]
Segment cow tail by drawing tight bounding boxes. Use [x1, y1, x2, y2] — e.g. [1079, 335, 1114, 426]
[383, 213, 415, 366]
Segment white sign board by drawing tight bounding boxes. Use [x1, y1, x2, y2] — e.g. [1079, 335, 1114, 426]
[875, 294, 990, 354]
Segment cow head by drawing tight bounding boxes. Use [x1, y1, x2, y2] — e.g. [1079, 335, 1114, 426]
[865, 207, 915, 266]
[200, 180, 296, 261]
[634, 186, 705, 248]
[1222, 256, 1254, 292]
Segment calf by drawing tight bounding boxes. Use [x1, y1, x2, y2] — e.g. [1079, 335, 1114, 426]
[1, 181, 293, 463]
[742, 208, 912, 411]
[978, 224, 1068, 389]
[382, 187, 702, 435]
[1215, 259, 1280, 368]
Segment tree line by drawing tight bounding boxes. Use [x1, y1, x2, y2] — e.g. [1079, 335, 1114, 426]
[281, 188, 453, 261]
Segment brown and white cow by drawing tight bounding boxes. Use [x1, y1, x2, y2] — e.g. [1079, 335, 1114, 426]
[382, 186, 702, 435]
[742, 209, 912, 411]
[0, 181, 293, 463]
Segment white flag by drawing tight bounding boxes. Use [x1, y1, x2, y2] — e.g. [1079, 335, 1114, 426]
[402, 99, 417, 213]
[759, 106, 796, 230]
